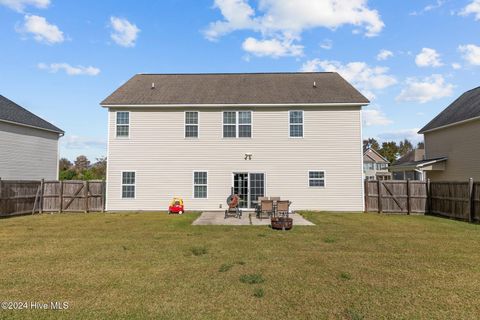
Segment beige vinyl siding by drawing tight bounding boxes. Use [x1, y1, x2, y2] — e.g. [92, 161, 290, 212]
[106, 106, 363, 211]
[425, 118, 480, 181]
[0, 121, 59, 180]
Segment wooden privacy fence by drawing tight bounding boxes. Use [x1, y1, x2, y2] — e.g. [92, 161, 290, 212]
[365, 179, 480, 222]
[0, 179, 105, 217]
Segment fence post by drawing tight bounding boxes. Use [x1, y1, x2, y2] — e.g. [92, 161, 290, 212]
[468, 178, 474, 223]
[378, 180, 383, 213]
[101, 180, 106, 213]
[59, 180, 63, 213]
[39, 179, 45, 214]
[364, 179, 369, 212]
[407, 179, 411, 215]
[427, 179, 432, 215]
[84, 180, 89, 213]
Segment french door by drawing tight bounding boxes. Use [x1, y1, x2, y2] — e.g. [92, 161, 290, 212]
[233, 173, 265, 209]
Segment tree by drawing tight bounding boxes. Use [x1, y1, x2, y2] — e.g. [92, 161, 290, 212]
[74, 155, 90, 173]
[59, 158, 72, 171]
[363, 138, 380, 151]
[398, 139, 413, 157]
[91, 157, 107, 180]
[417, 141, 425, 149]
[380, 141, 399, 163]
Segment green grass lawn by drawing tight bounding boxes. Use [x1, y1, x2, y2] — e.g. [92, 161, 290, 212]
[1, 212, 479, 319]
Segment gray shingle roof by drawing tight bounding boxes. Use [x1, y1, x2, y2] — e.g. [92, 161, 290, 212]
[419, 86, 480, 133]
[0, 95, 64, 134]
[101, 72, 369, 106]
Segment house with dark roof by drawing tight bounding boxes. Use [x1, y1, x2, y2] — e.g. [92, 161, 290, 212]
[0, 95, 64, 180]
[363, 147, 390, 181]
[418, 86, 480, 181]
[101, 72, 369, 211]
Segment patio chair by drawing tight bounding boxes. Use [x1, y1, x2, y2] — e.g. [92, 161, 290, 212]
[276, 200, 290, 218]
[259, 200, 274, 219]
[255, 197, 268, 217]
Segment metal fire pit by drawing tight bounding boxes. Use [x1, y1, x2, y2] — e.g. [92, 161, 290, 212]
[270, 217, 293, 230]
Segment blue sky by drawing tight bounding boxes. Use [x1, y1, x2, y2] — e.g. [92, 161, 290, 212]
[1, 0, 480, 161]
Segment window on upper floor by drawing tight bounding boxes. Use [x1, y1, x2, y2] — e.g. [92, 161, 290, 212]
[309, 171, 325, 188]
[289, 111, 303, 138]
[185, 111, 199, 138]
[364, 162, 375, 171]
[121, 171, 135, 199]
[223, 111, 252, 138]
[116, 112, 130, 138]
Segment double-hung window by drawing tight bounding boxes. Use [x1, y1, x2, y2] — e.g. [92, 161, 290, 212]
[116, 111, 130, 138]
[223, 111, 252, 138]
[122, 171, 135, 198]
[289, 110, 304, 138]
[309, 171, 325, 188]
[193, 171, 208, 199]
[185, 111, 199, 138]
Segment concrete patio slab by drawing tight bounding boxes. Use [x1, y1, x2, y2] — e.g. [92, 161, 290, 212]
[192, 211, 315, 226]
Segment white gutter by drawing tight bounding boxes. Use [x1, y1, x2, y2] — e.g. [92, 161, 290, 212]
[101, 102, 368, 108]
[0, 118, 64, 135]
[419, 115, 480, 134]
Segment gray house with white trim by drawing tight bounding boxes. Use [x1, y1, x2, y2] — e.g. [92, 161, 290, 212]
[0, 95, 64, 180]
[101, 72, 369, 212]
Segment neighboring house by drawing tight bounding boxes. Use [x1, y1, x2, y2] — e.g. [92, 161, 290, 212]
[388, 148, 436, 181]
[101, 72, 369, 212]
[363, 147, 391, 180]
[417, 86, 480, 181]
[0, 95, 64, 180]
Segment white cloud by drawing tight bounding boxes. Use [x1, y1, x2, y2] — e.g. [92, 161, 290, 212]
[110, 16, 140, 48]
[396, 74, 454, 103]
[19, 15, 64, 44]
[301, 59, 397, 100]
[204, 0, 384, 57]
[320, 38, 333, 50]
[378, 128, 422, 143]
[376, 49, 393, 61]
[362, 106, 393, 126]
[0, 0, 49, 12]
[410, 0, 445, 16]
[62, 135, 107, 150]
[460, 0, 480, 20]
[451, 62, 462, 70]
[242, 36, 303, 57]
[415, 48, 443, 67]
[458, 44, 480, 65]
[38, 63, 100, 76]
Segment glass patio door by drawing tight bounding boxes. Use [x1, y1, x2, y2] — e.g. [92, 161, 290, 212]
[233, 173, 265, 209]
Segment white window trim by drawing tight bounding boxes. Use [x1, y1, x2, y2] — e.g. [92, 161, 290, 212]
[289, 110, 304, 139]
[222, 111, 253, 139]
[184, 111, 199, 139]
[308, 170, 326, 188]
[116, 111, 130, 139]
[121, 171, 136, 199]
[192, 170, 208, 199]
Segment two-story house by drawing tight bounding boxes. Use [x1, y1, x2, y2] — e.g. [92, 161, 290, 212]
[363, 147, 390, 180]
[418, 86, 480, 181]
[0, 95, 64, 180]
[101, 73, 369, 212]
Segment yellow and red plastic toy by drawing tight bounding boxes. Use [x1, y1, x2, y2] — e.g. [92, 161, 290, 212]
[168, 197, 184, 214]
